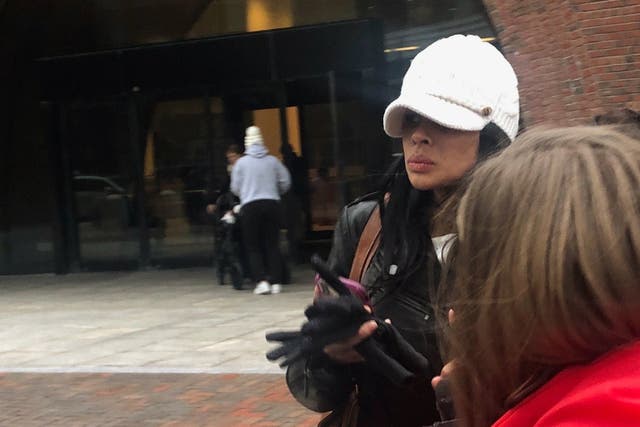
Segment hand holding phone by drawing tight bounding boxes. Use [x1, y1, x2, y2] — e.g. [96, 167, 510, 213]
[311, 254, 371, 305]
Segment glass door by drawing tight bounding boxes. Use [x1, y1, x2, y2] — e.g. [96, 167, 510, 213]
[67, 100, 140, 269]
[144, 96, 220, 267]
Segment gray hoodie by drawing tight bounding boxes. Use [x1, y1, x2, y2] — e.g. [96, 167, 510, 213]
[230, 144, 291, 206]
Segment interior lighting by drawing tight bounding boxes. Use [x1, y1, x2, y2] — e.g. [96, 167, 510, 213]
[384, 45, 420, 53]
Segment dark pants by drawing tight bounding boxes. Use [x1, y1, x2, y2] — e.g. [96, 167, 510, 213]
[240, 199, 283, 283]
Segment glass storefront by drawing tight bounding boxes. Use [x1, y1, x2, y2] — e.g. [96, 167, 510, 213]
[67, 100, 140, 269]
[2, 0, 495, 274]
[145, 97, 218, 267]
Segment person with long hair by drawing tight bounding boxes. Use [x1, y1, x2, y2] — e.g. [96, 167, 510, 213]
[269, 34, 520, 426]
[445, 126, 640, 426]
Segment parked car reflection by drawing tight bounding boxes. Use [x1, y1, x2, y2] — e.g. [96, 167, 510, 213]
[73, 175, 133, 229]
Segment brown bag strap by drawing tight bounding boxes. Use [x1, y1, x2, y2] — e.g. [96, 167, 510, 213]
[348, 204, 382, 282]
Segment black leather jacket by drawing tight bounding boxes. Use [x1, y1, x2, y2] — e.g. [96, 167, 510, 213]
[291, 194, 444, 427]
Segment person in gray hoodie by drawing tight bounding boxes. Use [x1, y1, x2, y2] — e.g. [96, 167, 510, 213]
[231, 126, 292, 295]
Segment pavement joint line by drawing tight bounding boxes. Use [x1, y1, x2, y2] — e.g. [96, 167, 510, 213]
[65, 315, 257, 347]
[0, 366, 286, 374]
[184, 314, 306, 347]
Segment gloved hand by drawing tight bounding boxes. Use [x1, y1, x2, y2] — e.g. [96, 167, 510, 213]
[266, 294, 372, 367]
[266, 294, 433, 386]
[267, 254, 432, 386]
[374, 320, 432, 379]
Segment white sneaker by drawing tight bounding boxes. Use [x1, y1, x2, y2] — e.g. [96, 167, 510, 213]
[253, 281, 271, 295]
[271, 284, 282, 294]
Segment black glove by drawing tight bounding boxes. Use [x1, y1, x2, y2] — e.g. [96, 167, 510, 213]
[267, 254, 432, 386]
[267, 295, 432, 386]
[373, 320, 432, 379]
[266, 294, 371, 367]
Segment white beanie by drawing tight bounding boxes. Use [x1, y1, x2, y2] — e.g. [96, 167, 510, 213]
[244, 126, 264, 148]
[383, 34, 520, 141]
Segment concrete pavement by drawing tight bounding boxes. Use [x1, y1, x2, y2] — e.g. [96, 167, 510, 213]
[0, 267, 326, 426]
[0, 267, 313, 373]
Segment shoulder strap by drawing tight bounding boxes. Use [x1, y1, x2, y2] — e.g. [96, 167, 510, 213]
[349, 204, 382, 282]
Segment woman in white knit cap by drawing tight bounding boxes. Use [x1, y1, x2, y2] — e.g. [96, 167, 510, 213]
[231, 126, 291, 295]
[275, 34, 521, 426]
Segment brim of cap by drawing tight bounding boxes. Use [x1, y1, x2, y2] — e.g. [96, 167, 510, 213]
[383, 94, 490, 138]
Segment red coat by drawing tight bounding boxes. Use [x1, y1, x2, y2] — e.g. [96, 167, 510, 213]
[493, 340, 640, 426]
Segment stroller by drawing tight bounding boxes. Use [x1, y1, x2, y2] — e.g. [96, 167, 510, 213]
[213, 192, 244, 290]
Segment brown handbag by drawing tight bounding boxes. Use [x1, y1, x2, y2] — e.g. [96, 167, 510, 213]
[318, 204, 382, 427]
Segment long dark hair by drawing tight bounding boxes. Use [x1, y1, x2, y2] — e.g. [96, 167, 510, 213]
[377, 122, 510, 286]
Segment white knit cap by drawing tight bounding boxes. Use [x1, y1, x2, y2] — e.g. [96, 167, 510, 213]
[244, 125, 264, 147]
[383, 34, 520, 141]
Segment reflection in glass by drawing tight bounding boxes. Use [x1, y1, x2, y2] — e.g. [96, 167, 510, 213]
[68, 102, 140, 268]
[145, 98, 216, 266]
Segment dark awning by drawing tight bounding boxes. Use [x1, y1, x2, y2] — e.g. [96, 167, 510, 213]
[38, 19, 384, 100]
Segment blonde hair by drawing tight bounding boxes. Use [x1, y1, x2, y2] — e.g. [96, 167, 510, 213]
[446, 126, 640, 426]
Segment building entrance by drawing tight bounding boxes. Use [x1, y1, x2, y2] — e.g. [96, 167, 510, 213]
[43, 20, 388, 272]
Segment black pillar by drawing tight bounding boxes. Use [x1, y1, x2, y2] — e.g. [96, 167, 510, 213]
[277, 84, 290, 153]
[57, 101, 81, 272]
[328, 71, 347, 209]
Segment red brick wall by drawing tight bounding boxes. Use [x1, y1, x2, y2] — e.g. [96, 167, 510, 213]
[483, 0, 640, 128]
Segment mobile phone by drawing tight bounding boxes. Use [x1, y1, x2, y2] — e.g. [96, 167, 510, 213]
[310, 254, 350, 296]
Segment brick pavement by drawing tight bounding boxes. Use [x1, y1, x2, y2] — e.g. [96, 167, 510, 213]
[0, 372, 325, 426]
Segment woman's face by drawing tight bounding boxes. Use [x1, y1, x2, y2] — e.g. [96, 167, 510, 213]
[402, 111, 480, 191]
